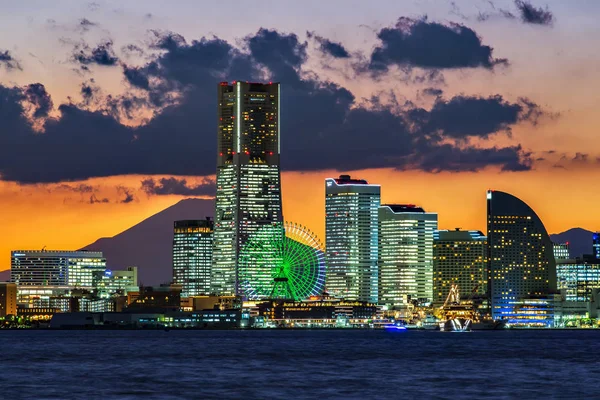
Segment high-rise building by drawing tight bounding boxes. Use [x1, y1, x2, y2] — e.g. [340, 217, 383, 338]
[11, 250, 106, 287]
[433, 229, 487, 306]
[486, 190, 557, 320]
[593, 232, 600, 260]
[325, 175, 380, 303]
[0, 283, 17, 317]
[93, 266, 139, 298]
[378, 205, 437, 307]
[173, 219, 214, 297]
[553, 242, 570, 262]
[212, 81, 283, 296]
[556, 257, 600, 302]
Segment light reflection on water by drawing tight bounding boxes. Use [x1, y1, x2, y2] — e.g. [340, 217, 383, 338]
[0, 329, 595, 399]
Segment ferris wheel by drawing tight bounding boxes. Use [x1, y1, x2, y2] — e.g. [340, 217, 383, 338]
[238, 221, 326, 301]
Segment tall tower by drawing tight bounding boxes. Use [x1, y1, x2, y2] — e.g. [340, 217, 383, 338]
[378, 205, 438, 307]
[325, 175, 380, 303]
[487, 190, 556, 320]
[173, 218, 214, 297]
[212, 81, 283, 296]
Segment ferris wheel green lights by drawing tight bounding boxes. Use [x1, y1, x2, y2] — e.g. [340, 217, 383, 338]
[238, 222, 326, 300]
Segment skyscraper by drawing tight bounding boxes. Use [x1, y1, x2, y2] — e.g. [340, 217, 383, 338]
[378, 205, 438, 307]
[325, 175, 380, 303]
[486, 190, 557, 320]
[553, 242, 570, 262]
[173, 218, 214, 297]
[593, 232, 600, 260]
[433, 229, 487, 306]
[212, 81, 283, 296]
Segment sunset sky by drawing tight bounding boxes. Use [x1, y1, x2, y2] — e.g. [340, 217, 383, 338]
[1, 0, 599, 271]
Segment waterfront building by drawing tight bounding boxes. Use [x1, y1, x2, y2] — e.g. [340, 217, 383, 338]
[11, 250, 106, 287]
[126, 285, 182, 313]
[486, 190, 557, 320]
[0, 282, 17, 317]
[93, 267, 139, 298]
[173, 219, 214, 297]
[594, 233, 600, 260]
[432, 229, 487, 307]
[553, 242, 570, 262]
[325, 175, 380, 303]
[212, 81, 283, 296]
[556, 257, 600, 302]
[378, 204, 437, 307]
[506, 295, 559, 328]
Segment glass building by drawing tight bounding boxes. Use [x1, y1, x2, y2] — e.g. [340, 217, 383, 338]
[593, 232, 600, 260]
[325, 175, 380, 303]
[556, 258, 600, 302]
[173, 219, 214, 297]
[378, 205, 438, 307]
[553, 242, 570, 262]
[11, 250, 106, 287]
[433, 229, 487, 307]
[486, 190, 557, 321]
[212, 81, 283, 296]
[93, 266, 139, 298]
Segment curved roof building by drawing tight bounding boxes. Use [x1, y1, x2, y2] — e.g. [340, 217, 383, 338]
[487, 190, 557, 321]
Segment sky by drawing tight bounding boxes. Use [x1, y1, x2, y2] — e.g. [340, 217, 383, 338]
[0, 0, 599, 271]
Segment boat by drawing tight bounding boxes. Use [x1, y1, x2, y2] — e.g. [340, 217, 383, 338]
[422, 314, 440, 330]
[438, 285, 476, 332]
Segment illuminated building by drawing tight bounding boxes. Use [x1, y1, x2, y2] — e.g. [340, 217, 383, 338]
[173, 219, 214, 297]
[486, 190, 557, 321]
[433, 229, 487, 307]
[11, 250, 106, 287]
[594, 233, 600, 260]
[378, 204, 437, 307]
[93, 267, 139, 298]
[556, 257, 600, 302]
[126, 285, 182, 313]
[325, 175, 380, 302]
[553, 242, 570, 262]
[0, 283, 17, 317]
[212, 81, 282, 296]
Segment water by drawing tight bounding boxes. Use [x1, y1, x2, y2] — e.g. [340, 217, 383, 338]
[0, 329, 596, 399]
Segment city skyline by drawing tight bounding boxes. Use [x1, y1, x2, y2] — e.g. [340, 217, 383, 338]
[1, 0, 600, 273]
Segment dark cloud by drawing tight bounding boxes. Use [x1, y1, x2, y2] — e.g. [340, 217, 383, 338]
[79, 18, 97, 31]
[89, 193, 109, 204]
[121, 44, 145, 57]
[515, 0, 554, 25]
[58, 183, 95, 193]
[422, 87, 443, 97]
[24, 84, 53, 118]
[141, 177, 215, 196]
[307, 32, 350, 58]
[0, 50, 22, 70]
[367, 17, 508, 73]
[117, 186, 135, 203]
[0, 28, 547, 183]
[72, 40, 119, 66]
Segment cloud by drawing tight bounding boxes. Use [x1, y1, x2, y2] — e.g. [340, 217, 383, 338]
[0, 50, 22, 70]
[117, 186, 135, 203]
[24, 83, 53, 118]
[141, 177, 215, 196]
[89, 193, 109, 203]
[79, 18, 97, 32]
[57, 183, 94, 193]
[422, 87, 443, 97]
[72, 40, 119, 66]
[307, 32, 350, 58]
[0, 28, 550, 183]
[366, 17, 508, 73]
[515, 0, 554, 25]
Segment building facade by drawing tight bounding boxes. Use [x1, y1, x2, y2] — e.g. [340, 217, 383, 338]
[433, 229, 487, 306]
[553, 242, 570, 262]
[0, 283, 17, 317]
[486, 190, 557, 320]
[378, 205, 438, 307]
[212, 81, 283, 296]
[11, 250, 106, 287]
[94, 266, 139, 298]
[593, 232, 600, 260]
[556, 258, 600, 302]
[325, 175, 380, 303]
[173, 219, 214, 297]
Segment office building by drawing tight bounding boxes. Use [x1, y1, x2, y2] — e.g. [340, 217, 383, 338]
[173, 219, 214, 297]
[556, 257, 600, 302]
[0, 283, 17, 317]
[553, 242, 570, 262]
[11, 250, 106, 287]
[212, 81, 283, 296]
[433, 229, 487, 306]
[325, 175, 380, 303]
[94, 267, 139, 298]
[486, 190, 557, 320]
[594, 233, 600, 260]
[378, 204, 438, 307]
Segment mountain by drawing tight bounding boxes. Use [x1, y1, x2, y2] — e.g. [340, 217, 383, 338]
[82, 198, 214, 285]
[0, 270, 9, 282]
[550, 228, 594, 259]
